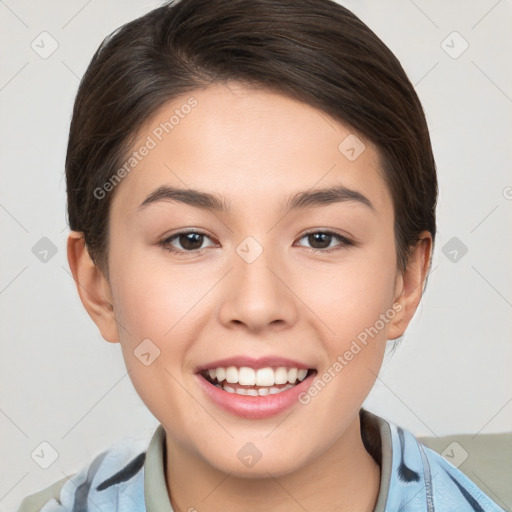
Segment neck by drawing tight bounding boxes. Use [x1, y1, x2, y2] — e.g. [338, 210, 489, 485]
[164, 414, 381, 512]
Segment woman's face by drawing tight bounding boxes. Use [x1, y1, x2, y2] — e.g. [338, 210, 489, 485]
[104, 82, 404, 476]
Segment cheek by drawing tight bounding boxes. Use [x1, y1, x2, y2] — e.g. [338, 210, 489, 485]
[301, 262, 395, 427]
[304, 241, 397, 343]
[323, 240, 397, 397]
[110, 247, 209, 340]
[108, 250, 204, 428]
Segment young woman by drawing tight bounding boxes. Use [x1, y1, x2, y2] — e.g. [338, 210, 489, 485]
[17, 0, 505, 510]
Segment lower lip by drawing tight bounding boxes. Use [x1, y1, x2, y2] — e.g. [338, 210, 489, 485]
[196, 372, 316, 419]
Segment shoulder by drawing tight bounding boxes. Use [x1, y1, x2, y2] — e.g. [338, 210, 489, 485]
[15, 438, 148, 512]
[16, 476, 69, 512]
[384, 417, 506, 511]
[419, 442, 506, 511]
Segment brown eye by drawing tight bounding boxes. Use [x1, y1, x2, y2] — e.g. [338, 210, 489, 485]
[296, 230, 353, 252]
[176, 232, 204, 251]
[307, 232, 333, 250]
[159, 230, 215, 254]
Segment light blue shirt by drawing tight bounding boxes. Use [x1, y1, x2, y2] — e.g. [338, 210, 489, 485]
[17, 410, 506, 512]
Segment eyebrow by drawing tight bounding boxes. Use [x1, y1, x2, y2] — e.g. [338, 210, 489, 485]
[137, 184, 375, 214]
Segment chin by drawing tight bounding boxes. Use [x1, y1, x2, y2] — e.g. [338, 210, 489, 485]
[201, 443, 313, 479]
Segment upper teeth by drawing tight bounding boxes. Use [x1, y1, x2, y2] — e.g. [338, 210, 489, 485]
[207, 366, 308, 386]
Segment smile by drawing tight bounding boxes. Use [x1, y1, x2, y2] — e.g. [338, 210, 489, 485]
[201, 366, 311, 396]
[196, 358, 317, 419]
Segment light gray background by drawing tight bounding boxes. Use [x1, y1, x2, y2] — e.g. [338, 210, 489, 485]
[1, 0, 511, 510]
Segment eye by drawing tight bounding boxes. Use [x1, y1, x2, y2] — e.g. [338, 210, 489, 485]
[295, 230, 354, 253]
[158, 228, 354, 256]
[159, 230, 216, 255]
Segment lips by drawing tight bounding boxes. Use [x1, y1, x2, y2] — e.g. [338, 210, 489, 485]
[195, 356, 317, 419]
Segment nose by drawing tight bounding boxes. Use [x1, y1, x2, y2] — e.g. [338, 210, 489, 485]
[217, 241, 299, 333]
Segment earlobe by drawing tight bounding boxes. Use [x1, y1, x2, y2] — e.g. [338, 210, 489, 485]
[66, 231, 120, 343]
[387, 231, 433, 341]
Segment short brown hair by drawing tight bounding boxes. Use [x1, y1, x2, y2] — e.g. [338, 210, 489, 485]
[66, 0, 437, 278]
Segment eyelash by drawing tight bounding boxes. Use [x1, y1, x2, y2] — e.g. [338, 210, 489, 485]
[158, 229, 354, 256]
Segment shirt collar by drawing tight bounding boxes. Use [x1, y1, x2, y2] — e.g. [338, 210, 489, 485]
[144, 423, 174, 512]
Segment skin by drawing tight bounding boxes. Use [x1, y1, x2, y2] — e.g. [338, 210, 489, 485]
[68, 82, 432, 512]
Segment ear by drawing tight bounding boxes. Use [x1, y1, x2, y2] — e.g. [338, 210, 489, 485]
[67, 231, 120, 343]
[387, 230, 433, 340]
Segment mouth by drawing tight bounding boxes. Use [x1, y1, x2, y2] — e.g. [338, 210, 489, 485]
[199, 366, 315, 396]
[196, 361, 317, 419]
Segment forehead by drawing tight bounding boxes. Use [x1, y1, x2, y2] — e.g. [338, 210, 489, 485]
[109, 82, 392, 221]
